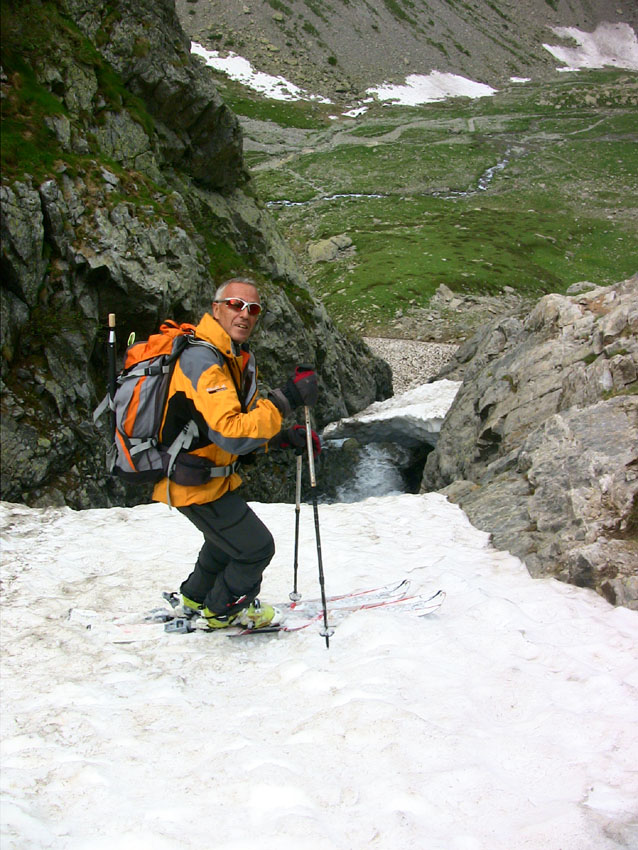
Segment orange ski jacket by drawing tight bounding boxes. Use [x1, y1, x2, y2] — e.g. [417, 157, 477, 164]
[152, 312, 282, 507]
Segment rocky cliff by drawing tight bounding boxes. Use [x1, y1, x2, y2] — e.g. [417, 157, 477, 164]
[0, 0, 391, 509]
[422, 276, 638, 608]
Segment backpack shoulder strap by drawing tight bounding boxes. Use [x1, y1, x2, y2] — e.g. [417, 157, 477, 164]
[186, 336, 223, 359]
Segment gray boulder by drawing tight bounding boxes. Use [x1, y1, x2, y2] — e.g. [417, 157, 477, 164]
[307, 234, 354, 263]
[423, 276, 638, 608]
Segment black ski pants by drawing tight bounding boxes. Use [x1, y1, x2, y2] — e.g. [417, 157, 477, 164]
[178, 491, 275, 616]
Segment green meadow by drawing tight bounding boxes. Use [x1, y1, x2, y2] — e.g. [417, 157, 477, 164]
[228, 68, 638, 333]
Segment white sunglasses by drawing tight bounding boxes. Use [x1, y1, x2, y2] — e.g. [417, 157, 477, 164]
[215, 297, 262, 317]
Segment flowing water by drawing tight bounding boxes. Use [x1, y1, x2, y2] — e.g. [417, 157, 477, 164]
[267, 150, 513, 208]
[334, 444, 407, 503]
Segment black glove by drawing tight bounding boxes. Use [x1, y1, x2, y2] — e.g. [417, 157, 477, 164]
[270, 365, 318, 416]
[270, 425, 321, 457]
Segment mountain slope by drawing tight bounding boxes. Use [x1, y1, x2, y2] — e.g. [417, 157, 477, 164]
[176, 0, 637, 100]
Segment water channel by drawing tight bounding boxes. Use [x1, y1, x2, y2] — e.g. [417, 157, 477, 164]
[267, 149, 513, 208]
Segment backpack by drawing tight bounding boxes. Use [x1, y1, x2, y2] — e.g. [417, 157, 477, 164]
[93, 320, 237, 496]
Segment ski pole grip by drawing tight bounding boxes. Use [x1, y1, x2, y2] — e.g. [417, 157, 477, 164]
[107, 313, 116, 347]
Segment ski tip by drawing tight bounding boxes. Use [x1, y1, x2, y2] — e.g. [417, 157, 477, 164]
[417, 590, 446, 616]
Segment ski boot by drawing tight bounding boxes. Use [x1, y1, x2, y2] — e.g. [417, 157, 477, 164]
[203, 599, 282, 630]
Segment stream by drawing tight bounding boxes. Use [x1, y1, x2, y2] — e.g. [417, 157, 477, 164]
[267, 149, 513, 208]
[332, 443, 406, 503]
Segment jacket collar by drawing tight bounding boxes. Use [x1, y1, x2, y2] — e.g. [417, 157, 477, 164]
[195, 312, 242, 358]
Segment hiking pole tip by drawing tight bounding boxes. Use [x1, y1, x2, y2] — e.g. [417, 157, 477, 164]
[304, 406, 331, 648]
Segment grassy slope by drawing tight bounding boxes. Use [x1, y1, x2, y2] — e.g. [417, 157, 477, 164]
[222, 67, 638, 334]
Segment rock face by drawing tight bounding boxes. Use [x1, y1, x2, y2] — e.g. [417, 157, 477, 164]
[422, 276, 638, 608]
[0, 0, 391, 509]
[63, 0, 244, 190]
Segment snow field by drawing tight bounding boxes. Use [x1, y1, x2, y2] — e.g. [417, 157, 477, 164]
[1, 493, 637, 849]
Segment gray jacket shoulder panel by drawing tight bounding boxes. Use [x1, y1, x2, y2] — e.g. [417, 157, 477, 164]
[179, 340, 224, 391]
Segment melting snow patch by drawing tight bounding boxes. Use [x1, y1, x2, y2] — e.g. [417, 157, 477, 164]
[343, 106, 370, 118]
[323, 380, 461, 448]
[367, 71, 497, 105]
[543, 22, 638, 72]
[191, 41, 332, 102]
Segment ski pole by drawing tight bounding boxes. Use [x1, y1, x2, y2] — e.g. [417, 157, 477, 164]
[289, 452, 303, 602]
[107, 313, 117, 440]
[304, 406, 333, 648]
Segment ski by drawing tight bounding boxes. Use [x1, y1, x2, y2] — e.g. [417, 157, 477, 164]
[164, 585, 445, 636]
[232, 588, 447, 636]
[157, 579, 413, 633]
[156, 577, 411, 622]
[72, 581, 444, 643]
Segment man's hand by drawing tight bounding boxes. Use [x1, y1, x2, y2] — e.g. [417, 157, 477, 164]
[269, 365, 318, 416]
[270, 425, 321, 457]
[286, 366, 318, 408]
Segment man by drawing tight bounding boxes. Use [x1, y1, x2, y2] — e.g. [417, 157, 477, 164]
[153, 277, 318, 629]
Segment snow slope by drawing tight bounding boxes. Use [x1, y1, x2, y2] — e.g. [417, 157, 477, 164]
[2, 490, 637, 849]
[192, 22, 638, 111]
[544, 22, 638, 72]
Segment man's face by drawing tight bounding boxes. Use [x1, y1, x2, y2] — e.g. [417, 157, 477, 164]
[212, 282, 261, 344]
